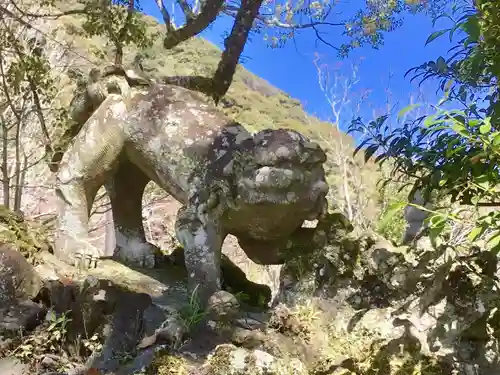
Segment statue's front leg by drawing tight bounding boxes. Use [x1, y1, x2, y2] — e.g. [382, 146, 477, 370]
[175, 206, 225, 309]
[54, 169, 101, 269]
[54, 94, 127, 269]
[106, 158, 160, 268]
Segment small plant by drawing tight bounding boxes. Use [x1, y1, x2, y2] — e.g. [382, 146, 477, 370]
[179, 285, 206, 331]
[292, 299, 321, 327]
[82, 333, 103, 353]
[10, 310, 72, 364]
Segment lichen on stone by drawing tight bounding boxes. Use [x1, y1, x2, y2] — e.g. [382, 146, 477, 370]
[145, 348, 189, 375]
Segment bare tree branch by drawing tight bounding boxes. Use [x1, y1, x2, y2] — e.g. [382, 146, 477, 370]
[177, 0, 194, 21]
[160, 0, 262, 103]
[160, 0, 225, 49]
[155, 0, 174, 33]
[115, 0, 136, 64]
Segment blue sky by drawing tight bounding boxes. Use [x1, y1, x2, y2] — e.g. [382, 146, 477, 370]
[142, 1, 456, 134]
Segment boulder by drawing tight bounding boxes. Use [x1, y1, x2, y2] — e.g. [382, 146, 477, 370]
[274, 212, 500, 374]
[0, 242, 42, 305]
[0, 243, 46, 343]
[0, 357, 29, 375]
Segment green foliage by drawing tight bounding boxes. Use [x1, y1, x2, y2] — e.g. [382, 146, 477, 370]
[348, 0, 500, 251]
[179, 285, 206, 331]
[0, 28, 57, 104]
[376, 197, 408, 244]
[338, 0, 449, 57]
[74, 0, 158, 62]
[258, 0, 449, 59]
[347, 1, 500, 352]
[9, 311, 72, 366]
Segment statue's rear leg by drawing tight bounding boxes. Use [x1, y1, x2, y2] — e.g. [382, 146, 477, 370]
[106, 158, 161, 268]
[54, 94, 127, 269]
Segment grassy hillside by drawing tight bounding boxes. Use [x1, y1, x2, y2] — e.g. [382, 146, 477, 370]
[39, 6, 388, 231]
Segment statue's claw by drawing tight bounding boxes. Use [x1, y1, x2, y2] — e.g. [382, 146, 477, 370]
[74, 245, 100, 270]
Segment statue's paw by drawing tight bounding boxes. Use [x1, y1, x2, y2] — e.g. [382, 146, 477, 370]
[74, 245, 100, 269]
[114, 242, 159, 269]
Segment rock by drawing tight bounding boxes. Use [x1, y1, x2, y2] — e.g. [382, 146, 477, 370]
[200, 344, 307, 375]
[0, 242, 42, 305]
[0, 299, 47, 335]
[0, 243, 46, 339]
[273, 214, 500, 373]
[230, 327, 266, 349]
[138, 309, 186, 350]
[82, 285, 152, 374]
[402, 189, 432, 244]
[169, 248, 272, 308]
[207, 291, 240, 322]
[268, 304, 309, 338]
[143, 347, 191, 375]
[40, 353, 59, 368]
[0, 357, 29, 375]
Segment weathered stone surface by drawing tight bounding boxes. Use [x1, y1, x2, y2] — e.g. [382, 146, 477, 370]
[402, 189, 433, 244]
[199, 344, 307, 375]
[169, 247, 272, 308]
[273, 214, 500, 374]
[206, 290, 240, 323]
[53, 66, 329, 314]
[0, 300, 46, 335]
[0, 357, 29, 375]
[0, 243, 42, 306]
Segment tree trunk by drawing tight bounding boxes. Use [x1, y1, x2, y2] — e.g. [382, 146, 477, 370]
[211, 0, 263, 102]
[13, 118, 22, 211]
[114, 43, 123, 65]
[13, 153, 27, 212]
[1, 115, 10, 208]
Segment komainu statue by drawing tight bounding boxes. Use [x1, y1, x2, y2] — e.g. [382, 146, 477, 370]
[53, 65, 329, 308]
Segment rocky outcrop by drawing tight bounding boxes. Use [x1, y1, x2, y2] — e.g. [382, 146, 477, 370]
[2, 203, 499, 375]
[274, 212, 500, 374]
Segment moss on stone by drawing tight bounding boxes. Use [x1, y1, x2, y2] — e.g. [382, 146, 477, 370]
[204, 344, 235, 375]
[313, 328, 446, 375]
[145, 348, 188, 375]
[0, 205, 52, 263]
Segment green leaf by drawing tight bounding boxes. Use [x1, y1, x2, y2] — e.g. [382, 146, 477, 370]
[364, 144, 379, 162]
[353, 138, 371, 157]
[379, 202, 406, 228]
[425, 29, 449, 46]
[398, 103, 421, 120]
[488, 233, 500, 251]
[429, 226, 445, 248]
[428, 213, 448, 229]
[462, 15, 480, 42]
[492, 133, 500, 147]
[452, 122, 469, 137]
[438, 178, 448, 187]
[479, 125, 491, 135]
[468, 226, 484, 242]
[436, 56, 447, 73]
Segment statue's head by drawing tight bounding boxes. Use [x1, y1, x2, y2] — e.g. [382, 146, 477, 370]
[69, 67, 133, 126]
[49, 66, 145, 172]
[224, 128, 329, 251]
